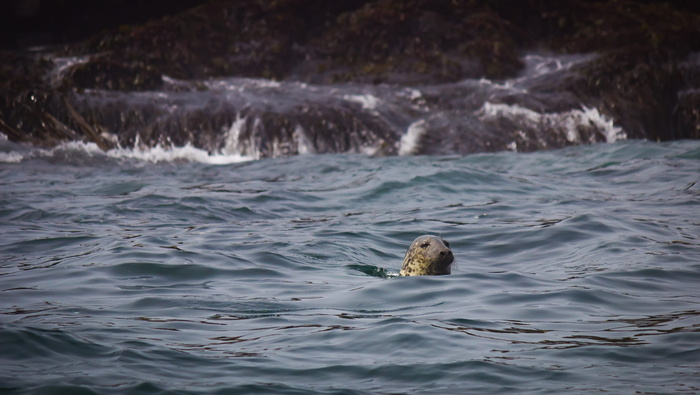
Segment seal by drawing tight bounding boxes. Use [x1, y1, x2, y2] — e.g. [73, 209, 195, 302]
[400, 235, 454, 276]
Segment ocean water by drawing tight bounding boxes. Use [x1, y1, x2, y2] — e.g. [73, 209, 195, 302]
[1, 139, 699, 394]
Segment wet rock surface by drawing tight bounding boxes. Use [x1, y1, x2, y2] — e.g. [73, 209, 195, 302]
[1, 0, 699, 156]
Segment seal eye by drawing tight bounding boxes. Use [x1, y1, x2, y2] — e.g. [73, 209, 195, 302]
[420, 242, 430, 248]
[443, 240, 450, 248]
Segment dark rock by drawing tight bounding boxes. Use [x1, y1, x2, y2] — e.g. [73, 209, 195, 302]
[53, 0, 523, 85]
[1, 0, 699, 154]
[65, 57, 163, 91]
[559, 48, 686, 141]
[301, 0, 523, 84]
[0, 0, 209, 50]
[673, 91, 700, 140]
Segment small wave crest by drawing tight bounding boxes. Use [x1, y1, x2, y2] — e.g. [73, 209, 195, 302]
[0, 152, 24, 163]
[105, 143, 253, 164]
[0, 133, 254, 165]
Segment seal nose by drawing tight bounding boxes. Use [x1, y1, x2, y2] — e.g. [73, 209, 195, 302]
[440, 249, 452, 257]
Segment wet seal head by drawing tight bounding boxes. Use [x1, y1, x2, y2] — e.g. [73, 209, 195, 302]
[400, 235, 454, 276]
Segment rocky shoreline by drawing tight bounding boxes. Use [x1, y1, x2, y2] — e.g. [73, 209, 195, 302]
[1, 0, 699, 154]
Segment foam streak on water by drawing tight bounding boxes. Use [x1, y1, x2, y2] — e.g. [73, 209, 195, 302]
[1, 140, 699, 394]
[0, 136, 254, 165]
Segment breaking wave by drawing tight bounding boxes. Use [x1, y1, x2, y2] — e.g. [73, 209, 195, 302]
[0, 133, 254, 165]
[3, 54, 630, 162]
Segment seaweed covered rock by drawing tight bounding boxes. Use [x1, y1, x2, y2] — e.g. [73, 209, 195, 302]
[301, 0, 523, 83]
[65, 57, 163, 91]
[1, 0, 699, 152]
[520, 1, 700, 141]
[55, 0, 522, 85]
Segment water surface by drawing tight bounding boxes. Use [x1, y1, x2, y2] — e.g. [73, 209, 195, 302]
[1, 140, 699, 394]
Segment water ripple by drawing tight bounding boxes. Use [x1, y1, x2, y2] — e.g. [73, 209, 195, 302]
[1, 141, 699, 394]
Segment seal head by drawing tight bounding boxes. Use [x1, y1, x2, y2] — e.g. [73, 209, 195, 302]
[400, 235, 454, 276]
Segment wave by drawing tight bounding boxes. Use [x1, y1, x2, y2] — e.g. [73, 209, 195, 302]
[2, 54, 637, 161]
[476, 103, 627, 147]
[0, 134, 254, 165]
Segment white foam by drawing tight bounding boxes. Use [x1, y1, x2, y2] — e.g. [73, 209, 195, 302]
[293, 125, 315, 155]
[343, 94, 381, 111]
[521, 53, 596, 78]
[48, 55, 92, 87]
[475, 54, 597, 96]
[0, 152, 25, 163]
[245, 79, 282, 89]
[477, 102, 626, 144]
[398, 88, 428, 110]
[222, 115, 247, 155]
[580, 106, 627, 143]
[106, 143, 253, 164]
[0, 139, 254, 165]
[205, 78, 282, 92]
[220, 115, 274, 160]
[478, 78, 527, 95]
[478, 102, 540, 123]
[407, 89, 422, 101]
[399, 119, 427, 155]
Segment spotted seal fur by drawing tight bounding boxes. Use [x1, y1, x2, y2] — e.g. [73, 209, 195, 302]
[400, 235, 454, 276]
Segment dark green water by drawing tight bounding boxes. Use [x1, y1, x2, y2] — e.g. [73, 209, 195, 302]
[1, 140, 699, 394]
